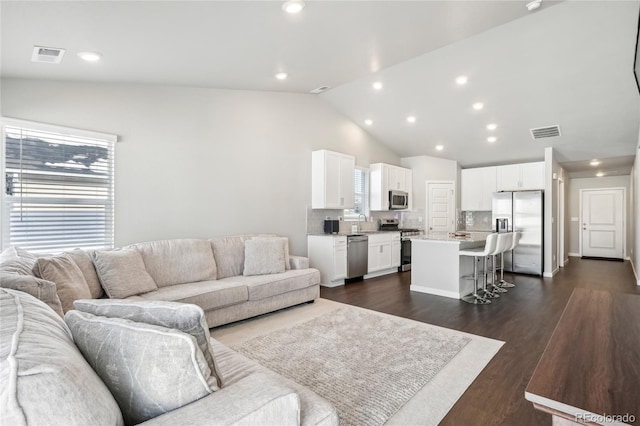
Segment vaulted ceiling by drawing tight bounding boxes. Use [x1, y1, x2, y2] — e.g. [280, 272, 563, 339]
[2, 1, 639, 173]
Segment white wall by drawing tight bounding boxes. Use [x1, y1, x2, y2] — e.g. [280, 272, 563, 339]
[566, 175, 631, 256]
[635, 130, 640, 284]
[1, 78, 400, 255]
[400, 155, 458, 214]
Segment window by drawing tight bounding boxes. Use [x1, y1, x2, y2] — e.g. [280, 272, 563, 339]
[343, 167, 369, 221]
[2, 119, 116, 253]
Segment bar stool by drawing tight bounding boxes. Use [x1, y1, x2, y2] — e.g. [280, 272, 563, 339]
[461, 233, 497, 305]
[499, 232, 520, 288]
[488, 233, 510, 294]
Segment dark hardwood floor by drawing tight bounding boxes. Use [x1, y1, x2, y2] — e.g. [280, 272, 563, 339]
[320, 258, 640, 425]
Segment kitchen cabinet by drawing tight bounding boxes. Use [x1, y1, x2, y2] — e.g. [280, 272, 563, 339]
[311, 150, 355, 209]
[370, 163, 413, 211]
[460, 166, 496, 211]
[496, 161, 545, 191]
[307, 235, 347, 287]
[367, 232, 400, 274]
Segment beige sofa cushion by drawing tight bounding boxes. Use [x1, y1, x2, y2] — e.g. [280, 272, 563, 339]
[35, 254, 91, 313]
[65, 310, 214, 425]
[133, 239, 217, 287]
[221, 269, 320, 301]
[67, 249, 104, 298]
[243, 238, 286, 276]
[93, 249, 158, 298]
[0, 274, 64, 317]
[211, 235, 250, 279]
[73, 298, 222, 389]
[130, 280, 248, 311]
[1, 288, 123, 425]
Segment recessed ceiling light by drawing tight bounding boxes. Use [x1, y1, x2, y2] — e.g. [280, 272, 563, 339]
[77, 51, 102, 62]
[364, 119, 373, 126]
[526, 0, 542, 12]
[455, 76, 468, 85]
[596, 172, 604, 177]
[472, 102, 484, 110]
[487, 136, 497, 143]
[275, 72, 288, 80]
[435, 145, 444, 151]
[372, 81, 383, 91]
[590, 159, 601, 166]
[486, 123, 497, 130]
[282, 0, 305, 14]
[406, 116, 416, 123]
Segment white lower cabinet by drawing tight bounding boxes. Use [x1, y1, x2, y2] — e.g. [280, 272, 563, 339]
[367, 232, 400, 275]
[308, 235, 347, 287]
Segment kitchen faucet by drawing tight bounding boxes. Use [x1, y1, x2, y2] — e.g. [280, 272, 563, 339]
[357, 214, 366, 233]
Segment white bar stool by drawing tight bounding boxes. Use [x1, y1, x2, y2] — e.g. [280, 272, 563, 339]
[461, 233, 497, 305]
[499, 232, 520, 288]
[488, 233, 510, 295]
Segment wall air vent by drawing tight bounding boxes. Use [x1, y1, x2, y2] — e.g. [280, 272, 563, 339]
[31, 46, 66, 64]
[530, 125, 561, 139]
[310, 86, 331, 94]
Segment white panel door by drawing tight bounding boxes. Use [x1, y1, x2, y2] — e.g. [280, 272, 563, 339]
[581, 189, 624, 259]
[426, 182, 455, 233]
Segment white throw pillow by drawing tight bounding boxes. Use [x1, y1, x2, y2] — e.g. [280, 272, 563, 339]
[65, 310, 214, 425]
[243, 238, 286, 276]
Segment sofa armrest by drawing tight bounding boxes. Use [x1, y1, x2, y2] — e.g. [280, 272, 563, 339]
[140, 372, 300, 426]
[289, 256, 309, 270]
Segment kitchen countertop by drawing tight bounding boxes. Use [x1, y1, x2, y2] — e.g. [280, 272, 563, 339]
[307, 230, 406, 237]
[412, 232, 490, 244]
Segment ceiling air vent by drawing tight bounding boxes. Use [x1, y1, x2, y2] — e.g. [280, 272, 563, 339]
[530, 125, 561, 139]
[31, 46, 66, 64]
[310, 86, 331, 94]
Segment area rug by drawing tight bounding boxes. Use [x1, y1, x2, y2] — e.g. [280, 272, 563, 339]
[211, 299, 503, 426]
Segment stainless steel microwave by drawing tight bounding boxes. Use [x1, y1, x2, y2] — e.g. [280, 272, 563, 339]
[389, 190, 408, 210]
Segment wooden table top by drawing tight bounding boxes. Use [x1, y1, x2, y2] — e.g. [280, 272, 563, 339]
[525, 288, 640, 424]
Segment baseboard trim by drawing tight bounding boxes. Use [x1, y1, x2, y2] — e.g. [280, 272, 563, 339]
[543, 267, 559, 278]
[410, 285, 460, 300]
[631, 259, 638, 282]
[568, 252, 581, 257]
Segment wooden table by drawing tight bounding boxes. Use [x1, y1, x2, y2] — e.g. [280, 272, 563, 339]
[525, 288, 640, 425]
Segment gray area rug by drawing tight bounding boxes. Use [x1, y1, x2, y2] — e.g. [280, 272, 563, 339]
[232, 307, 471, 426]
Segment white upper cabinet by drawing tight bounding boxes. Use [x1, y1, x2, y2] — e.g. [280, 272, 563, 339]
[370, 163, 413, 211]
[311, 150, 355, 209]
[461, 166, 496, 211]
[496, 161, 545, 191]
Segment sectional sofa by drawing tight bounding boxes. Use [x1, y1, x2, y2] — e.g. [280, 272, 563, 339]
[0, 234, 321, 327]
[0, 234, 337, 425]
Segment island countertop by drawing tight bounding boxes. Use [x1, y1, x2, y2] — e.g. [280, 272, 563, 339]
[411, 232, 490, 248]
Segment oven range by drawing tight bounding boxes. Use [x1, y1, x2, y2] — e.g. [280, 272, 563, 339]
[377, 219, 424, 272]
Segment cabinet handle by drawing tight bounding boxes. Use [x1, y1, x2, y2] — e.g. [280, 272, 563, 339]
[380, 246, 383, 253]
[340, 197, 344, 206]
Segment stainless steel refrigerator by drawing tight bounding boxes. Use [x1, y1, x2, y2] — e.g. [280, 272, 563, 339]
[492, 191, 544, 276]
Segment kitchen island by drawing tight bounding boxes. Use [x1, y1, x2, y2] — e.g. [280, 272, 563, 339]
[410, 232, 490, 299]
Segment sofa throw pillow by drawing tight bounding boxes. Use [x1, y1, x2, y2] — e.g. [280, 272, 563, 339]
[1, 289, 124, 426]
[0, 247, 38, 276]
[67, 249, 104, 298]
[35, 255, 92, 313]
[253, 236, 291, 270]
[0, 274, 64, 317]
[73, 298, 222, 389]
[243, 238, 286, 276]
[92, 249, 157, 298]
[65, 310, 214, 425]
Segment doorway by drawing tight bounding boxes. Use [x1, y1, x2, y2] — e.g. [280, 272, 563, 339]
[425, 181, 455, 233]
[580, 188, 625, 259]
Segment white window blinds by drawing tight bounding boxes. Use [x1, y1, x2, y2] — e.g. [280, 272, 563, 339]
[2, 122, 116, 253]
[344, 167, 369, 220]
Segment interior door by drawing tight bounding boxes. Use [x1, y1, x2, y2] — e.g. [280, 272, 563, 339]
[426, 182, 454, 233]
[581, 189, 624, 259]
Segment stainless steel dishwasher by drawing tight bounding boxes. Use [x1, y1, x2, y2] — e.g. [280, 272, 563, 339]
[347, 235, 368, 279]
